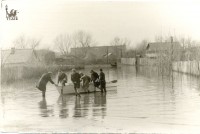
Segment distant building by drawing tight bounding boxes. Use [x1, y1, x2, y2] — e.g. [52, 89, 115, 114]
[70, 45, 126, 63]
[146, 42, 182, 59]
[55, 54, 82, 65]
[35, 49, 56, 65]
[1, 48, 39, 67]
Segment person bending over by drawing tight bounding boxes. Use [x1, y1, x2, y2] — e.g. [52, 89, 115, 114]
[36, 72, 56, 97]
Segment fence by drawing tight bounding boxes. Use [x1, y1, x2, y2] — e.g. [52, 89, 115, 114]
[121, 58, 136, 65]
[172, 61, 200, 76]
[121, 58, 158, 66]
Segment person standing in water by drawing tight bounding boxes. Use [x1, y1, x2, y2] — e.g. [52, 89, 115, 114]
[80, 72, 91, 93]
[90, 70, 100, 91]
[36, 72, 56, 97]
[99, 69, 106, 92]
[71, 69, 81, 97]
[57, 70, 68, 94]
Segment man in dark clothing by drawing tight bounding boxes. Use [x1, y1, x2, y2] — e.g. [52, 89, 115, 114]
[90, 70, 100, 91]
[99, 69, 106, 92]
[57, 70, 68, 94]
[71, 69, 81, 97]
[36, 72, 56, 97]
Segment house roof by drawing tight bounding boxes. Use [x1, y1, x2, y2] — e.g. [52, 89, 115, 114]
[1, 49, 37, 64]
[146, 42, 182, 51]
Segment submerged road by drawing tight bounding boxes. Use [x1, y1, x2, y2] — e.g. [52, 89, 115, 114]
[1, 66, 200, 133]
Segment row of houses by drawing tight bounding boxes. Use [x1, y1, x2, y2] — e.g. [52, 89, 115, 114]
[2, 42, 199, 67]
[1, 48, 55, 67]
[1, 45, 126, 67]
[146, 42, 200, 61]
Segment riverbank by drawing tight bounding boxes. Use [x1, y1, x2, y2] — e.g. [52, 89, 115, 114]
[1, 64, 84, 84]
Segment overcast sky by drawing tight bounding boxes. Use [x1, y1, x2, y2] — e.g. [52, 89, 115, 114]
[0, 0, 200, 50]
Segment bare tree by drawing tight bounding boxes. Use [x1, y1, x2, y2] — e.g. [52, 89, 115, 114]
[29, 38, 41, 49]
[13, 35, 41, 49]
[73, 30, 94, 47]
[135, 39, 148, 57]
[109, 37, 131, 59]
[154, 35, 163, 42]
[110, 37, 120, 46]
[13, 35, 28, 49]
[110, 37, 131, 46]
[54, 34, 72, 55]
[73, 30, 95, 57]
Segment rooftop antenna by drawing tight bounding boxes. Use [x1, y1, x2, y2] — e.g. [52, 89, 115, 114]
[161, 25, 163, 42]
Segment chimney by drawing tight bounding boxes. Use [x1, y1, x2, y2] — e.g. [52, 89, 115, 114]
[11, 47, 15, 54]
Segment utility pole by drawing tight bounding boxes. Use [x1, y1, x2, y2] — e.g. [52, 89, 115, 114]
[121, 48, 123, 58]
[107, 46, 108, 64]
[171, 36, 174, 62]
[170, 36, 174, 88]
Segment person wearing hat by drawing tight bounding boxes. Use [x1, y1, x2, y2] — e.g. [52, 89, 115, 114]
[71, 69, 81, 97]
[36, 72, 56, 97]
[80, 72, 91, 93]
[99, 68, 106, 92]
[90, 70, 100, 91]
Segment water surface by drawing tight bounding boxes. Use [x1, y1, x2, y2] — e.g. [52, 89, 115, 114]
[1, 66, 200, 133]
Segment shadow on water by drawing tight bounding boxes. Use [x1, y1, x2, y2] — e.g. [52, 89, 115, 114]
[38, 98, 54, 117]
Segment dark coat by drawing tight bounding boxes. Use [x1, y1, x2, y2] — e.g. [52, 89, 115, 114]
[36, 73, 54, 91]
[91, 71, 99, 82]
[91, 71, 100, 87]
[99, 71, 106, 88]
[71, 72, 81, 83]
[99, 71, 106, 82]
[57, 72, 68, 84]
[80, 75, 91, 89]
[71, 72, 81, 88]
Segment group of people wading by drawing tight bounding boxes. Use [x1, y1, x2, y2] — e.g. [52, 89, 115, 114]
[36, 68, 106, 97]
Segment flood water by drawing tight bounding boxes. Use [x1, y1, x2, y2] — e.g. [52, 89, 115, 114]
[1, 66, 200, 133]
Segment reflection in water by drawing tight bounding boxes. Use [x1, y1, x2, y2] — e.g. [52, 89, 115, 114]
[2, 66, 200, 133]
[93, 92, 107, 118]
[135, 65, 140, 77]
[74, 97, 82, 117]
[82, 94, 90, 117]
[38, 98, 54, 117]
[57, 95, 70, 118]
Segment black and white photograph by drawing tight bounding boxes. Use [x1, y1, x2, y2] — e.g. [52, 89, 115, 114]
[1, 0, 200, 133]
